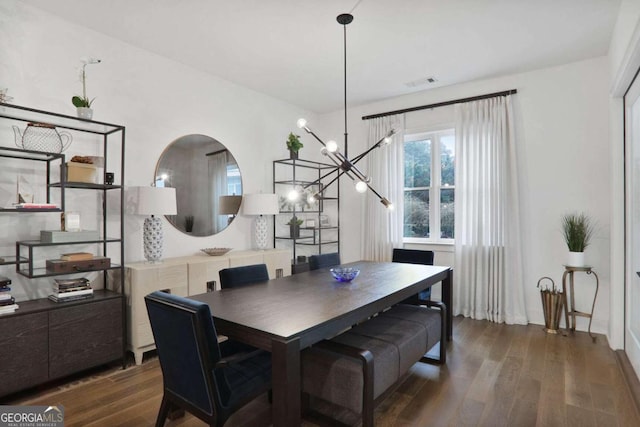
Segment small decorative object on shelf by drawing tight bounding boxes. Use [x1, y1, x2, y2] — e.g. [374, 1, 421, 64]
[40, 229, 99, 243]
[72, 57, 101, 119]
[63, 211, 81, 231]
[59, 252, 94, 261]
[13, 122, 72, 153]
[561, 212, 594, 267]
[200, 248, 232, 256]
[286, 132, 303, 159]
[287, 216, 303, 238]
[105, 172, 115, 185]
[46, 256, 110, 273]
[0, 276, 17, 315]
[49, 277, 93, 302]
[330, 267, 360, 282]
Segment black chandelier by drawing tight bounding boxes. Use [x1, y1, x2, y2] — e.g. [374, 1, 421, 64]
[293, 13, 396, 210]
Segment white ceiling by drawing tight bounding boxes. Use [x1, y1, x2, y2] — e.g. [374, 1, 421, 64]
[25, 0, 620, 114]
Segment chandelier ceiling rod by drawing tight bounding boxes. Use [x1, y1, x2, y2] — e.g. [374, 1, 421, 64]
[338, 13, 353, 159]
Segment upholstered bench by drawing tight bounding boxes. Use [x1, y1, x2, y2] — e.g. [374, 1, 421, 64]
[302, 303, 445, 426]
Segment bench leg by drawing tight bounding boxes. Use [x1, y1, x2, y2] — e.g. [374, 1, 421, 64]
[420, 301, 447, 365]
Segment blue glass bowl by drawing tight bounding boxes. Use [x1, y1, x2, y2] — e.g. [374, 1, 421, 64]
[330, 267, 360, 282]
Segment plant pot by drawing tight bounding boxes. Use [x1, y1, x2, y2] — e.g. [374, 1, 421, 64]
[567, 251, 585, 267]
[289, 223, 300, 238]
[289, 150, 298, 160]
[76, 107, 93, 120]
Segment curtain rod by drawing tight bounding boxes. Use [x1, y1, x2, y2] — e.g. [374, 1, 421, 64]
[361, 89, 517, 121]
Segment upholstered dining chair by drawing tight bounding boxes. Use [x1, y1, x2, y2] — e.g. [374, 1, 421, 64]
[392, 248, 435, 301]
[308, 252, 341, 270]
[219, 263, 269, 289]
[145, 291, 271, 427]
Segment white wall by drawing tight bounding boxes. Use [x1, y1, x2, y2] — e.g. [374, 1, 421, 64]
[0, 1, 314, 300]
[317, 56, 611, 334]
[608, 0, 640, 349]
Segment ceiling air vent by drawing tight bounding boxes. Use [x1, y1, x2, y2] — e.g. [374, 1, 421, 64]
[405, 76, 437, 88]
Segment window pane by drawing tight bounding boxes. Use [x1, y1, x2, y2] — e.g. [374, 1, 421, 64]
[404, 189, 429, 238]
[441, 135, 455, 186]
[440, 188, 454, 239]
[404, 139, 431, 187]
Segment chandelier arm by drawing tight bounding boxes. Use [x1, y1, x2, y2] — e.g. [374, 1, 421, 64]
[349, 134, 391, 164]
[301, 167, 341, 190]
[301, 126, 328, 148]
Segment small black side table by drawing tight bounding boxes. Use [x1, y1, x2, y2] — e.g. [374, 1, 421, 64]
[562, 265, 599, 341]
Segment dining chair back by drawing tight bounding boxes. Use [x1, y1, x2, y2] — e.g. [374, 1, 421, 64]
[392, 248, 434, 301]
[219, 263, 269, 289]
[308, 252, 341, 271]
[145, 291, 271, 427]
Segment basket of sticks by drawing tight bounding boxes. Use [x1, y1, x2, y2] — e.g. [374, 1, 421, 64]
[537, 276, 564, 334]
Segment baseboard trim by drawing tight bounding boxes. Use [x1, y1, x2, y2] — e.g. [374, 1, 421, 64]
[615, 349, 640, 418]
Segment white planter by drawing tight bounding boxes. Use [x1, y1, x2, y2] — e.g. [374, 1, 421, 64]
[76, 107, 93, 120]
[567, 251, 585, 267]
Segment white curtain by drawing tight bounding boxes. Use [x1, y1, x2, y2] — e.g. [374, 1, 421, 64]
[209, 151, 228, 234]
[453, 95, 527, 324]
[362, 115, 404, 261]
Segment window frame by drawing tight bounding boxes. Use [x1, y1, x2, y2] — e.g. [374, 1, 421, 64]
[403, 126, 455, 245]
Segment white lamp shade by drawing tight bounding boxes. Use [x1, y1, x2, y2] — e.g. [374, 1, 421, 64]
[219, 195, 243, 215]
[243, 193, 279, 215]
[136, 186, 177, 216]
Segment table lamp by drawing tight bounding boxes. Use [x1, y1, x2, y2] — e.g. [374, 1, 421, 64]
[136, 186, 177, 262]
[243, 193, 279, 250]
[219, 195, 243, 224]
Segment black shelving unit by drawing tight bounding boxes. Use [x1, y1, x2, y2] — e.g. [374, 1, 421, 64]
[0, 102, 126, 397]
[273, 157, 340, 266]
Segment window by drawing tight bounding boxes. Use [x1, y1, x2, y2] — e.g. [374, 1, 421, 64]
[403, 128, 455, 242]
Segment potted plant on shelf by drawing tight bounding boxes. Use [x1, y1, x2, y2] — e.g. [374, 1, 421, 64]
[561, 212, 594, 267]
[286, 216, 304, 238]
[286, 132, 303, 159]
[72, 57, 101, 120]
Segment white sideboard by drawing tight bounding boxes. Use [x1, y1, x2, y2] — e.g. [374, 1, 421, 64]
[124, 249, 291, 364]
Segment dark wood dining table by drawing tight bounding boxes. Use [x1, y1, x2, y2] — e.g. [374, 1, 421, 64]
[190, 260, 452, 426]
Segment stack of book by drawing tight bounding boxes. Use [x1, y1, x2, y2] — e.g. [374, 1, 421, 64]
[0, 275, 18, 315]
[49, 278, 93, 302]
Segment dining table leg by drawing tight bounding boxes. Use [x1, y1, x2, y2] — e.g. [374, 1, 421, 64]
[443, 268, 453, 341]
[271, 337, 301, 426]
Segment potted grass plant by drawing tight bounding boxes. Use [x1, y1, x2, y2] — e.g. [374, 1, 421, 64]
[561, 212, 594, 267]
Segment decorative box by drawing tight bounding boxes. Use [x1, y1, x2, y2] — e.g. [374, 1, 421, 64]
[66, 161, 98, 183]
[46, 257, 111, 273]
[40, 230, 99, 243]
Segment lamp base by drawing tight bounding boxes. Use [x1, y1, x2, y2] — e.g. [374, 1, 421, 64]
[143, 215, 164, 262]
[255, 215, 269, 250]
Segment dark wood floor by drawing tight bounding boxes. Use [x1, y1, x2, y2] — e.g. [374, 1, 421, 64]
[6, 317, 640, 426]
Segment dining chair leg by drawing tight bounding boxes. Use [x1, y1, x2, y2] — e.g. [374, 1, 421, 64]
[155, 395, 171, 427]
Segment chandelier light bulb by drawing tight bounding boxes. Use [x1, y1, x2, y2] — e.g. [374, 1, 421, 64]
[326, 140, 339, 153]
[287, 189, 299, 201]
[387, 203, 395, 211]
[320, 147, 329, 156]
[307, 193, 317, 204]
[296, 118, 307, 129]
[383, 136, 392, 144]
[355, 181, 368, 193]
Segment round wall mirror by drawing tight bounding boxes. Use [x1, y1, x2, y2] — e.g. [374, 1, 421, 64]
[155, 134, 242, 236]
